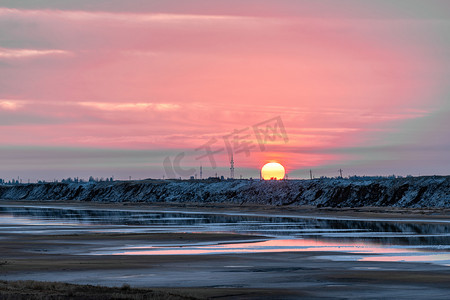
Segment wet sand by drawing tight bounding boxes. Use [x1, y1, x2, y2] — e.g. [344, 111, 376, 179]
[0, 200, 449, 299]
[1, 234, 449, 299]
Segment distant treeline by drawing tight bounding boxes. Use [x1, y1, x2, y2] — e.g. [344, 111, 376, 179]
[0, 176, 114, 185]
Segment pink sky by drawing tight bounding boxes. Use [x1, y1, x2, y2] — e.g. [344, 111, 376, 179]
[0, 1, 449, 181]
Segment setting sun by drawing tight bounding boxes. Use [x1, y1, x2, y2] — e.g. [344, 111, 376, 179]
[261, 162, 285, 180]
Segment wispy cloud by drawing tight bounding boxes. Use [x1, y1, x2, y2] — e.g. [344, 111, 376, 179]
[0, 8, 246, 23]
[78, 102, 180, 111]
[0, 47, 71, 59]
[0, 99, 25, 110]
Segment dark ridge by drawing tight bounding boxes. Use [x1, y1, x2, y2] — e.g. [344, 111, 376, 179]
[0, 176, 448, 208]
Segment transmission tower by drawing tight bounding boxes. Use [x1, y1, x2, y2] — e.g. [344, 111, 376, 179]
[230, 154, 235, 179]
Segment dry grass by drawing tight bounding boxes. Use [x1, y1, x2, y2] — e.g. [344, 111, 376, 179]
[0, 280, 197, 300]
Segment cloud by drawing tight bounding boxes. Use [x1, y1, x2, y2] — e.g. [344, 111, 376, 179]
[78, 102, 180, 111]
[0, 7, 245, 23]
[0, 145, 179, 181]
[0, 47, 71, 59]
[1, 0, 449, 20]
[0, 99, 25, 110]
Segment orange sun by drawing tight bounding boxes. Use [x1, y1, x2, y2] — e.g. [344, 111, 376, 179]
[261, 162, 285, 180]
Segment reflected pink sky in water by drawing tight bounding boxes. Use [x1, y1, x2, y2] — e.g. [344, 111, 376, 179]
[111, 238, 450, 265]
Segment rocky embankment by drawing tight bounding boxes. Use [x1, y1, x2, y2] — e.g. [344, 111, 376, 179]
[0, 176, 449, 208]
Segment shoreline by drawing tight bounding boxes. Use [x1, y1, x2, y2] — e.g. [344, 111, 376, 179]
[1, 199, 449, 223]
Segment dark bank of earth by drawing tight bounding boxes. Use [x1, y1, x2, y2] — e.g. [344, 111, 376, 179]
[0, 176, 448, 208]
[0, 280, 195, 300]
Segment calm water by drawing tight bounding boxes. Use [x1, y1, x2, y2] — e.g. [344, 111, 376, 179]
[1, 205, 449, 266]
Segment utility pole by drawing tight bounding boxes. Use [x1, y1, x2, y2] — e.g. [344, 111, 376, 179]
[310, 169, 313, 180]
[339, 168, 343, 178]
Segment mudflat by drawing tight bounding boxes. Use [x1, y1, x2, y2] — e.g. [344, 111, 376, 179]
[0, 200, 449, 299]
